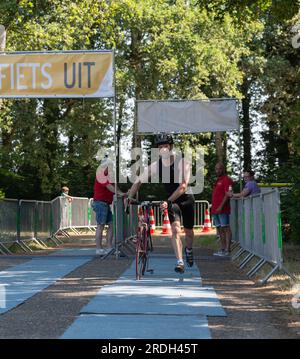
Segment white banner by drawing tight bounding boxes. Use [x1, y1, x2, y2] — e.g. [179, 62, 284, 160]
[137, 99, 239, 133]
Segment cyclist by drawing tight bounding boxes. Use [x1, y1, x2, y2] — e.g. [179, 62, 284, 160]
[128, 134, 195, 273]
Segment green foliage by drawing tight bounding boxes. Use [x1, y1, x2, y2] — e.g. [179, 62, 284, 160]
[0, 189, 4, 199]
[0, 0, 300, 243]
[276, 162, 300, 243]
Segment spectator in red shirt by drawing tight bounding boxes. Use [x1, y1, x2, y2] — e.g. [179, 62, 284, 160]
[211, 162, 233, 257]
[92, 155, 125, 255]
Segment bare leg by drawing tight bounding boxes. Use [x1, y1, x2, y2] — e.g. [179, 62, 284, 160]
[95, 224, 105, 249]
[219, 226, 226, 251]
[106, 222, 113, 248]
[224, 226, 231, 252]
[171, 221, 183, 261]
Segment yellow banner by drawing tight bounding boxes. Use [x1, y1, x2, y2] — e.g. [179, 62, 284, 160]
[0, 51, 114, 98]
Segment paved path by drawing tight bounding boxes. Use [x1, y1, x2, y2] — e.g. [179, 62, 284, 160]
[1, 244, 295, 339]
[62, 255, 226, 339]
[0, 248, 93, 314]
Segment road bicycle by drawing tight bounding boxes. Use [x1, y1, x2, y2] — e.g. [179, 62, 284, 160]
[125, 198, 161, 280]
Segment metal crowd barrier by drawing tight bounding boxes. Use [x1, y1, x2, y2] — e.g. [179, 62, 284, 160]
[0, 196, 97, 254]
[68, 196, 90, 234]
[51, 197, 62, 239]
[0, 199, 19, 254]
[19, 200, 40, 252]
[52, 197, 96, 237]
[36, 201, 53, 246]
[230, 189, 294, 284]
[103, 196, 138, 259]
[18, 199, 57, 250]
[59, 197, 72, 231]
[0, 195, 212, 256]
[88, 199, 97, 231]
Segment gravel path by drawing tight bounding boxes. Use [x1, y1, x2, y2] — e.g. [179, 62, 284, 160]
[196, 248, 299, 339]
[152, 242, 299, 339]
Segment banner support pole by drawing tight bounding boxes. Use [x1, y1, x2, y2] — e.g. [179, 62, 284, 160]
[238, 115, 243, 191]
[112, 48, 119, 259]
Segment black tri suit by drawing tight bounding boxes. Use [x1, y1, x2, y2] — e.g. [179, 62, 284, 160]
[158, 156, 195, 229]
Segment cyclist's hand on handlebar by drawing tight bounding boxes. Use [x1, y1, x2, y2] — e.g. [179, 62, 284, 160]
[160, 200, 173, 211]
[160, 201, 167, 210]
[123, 195, 131, 214]
[127, 195, 139, 205]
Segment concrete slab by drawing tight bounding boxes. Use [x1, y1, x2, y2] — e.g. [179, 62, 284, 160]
[115, 277, 202, 286]
[50, 248, 97, 256]
[78, 256, 225, 317]
[0, 256, 92, 314]
[61, 314, 211, 339]
[81, 284, 226, 317]
[121, 256, 201, 278]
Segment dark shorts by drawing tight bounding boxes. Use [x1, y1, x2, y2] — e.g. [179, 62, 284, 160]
[92, 200, 113, 225]
[168, 199, 194, 230]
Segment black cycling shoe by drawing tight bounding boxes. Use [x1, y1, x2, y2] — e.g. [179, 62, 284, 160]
[185, 247, 194, 267]
[175, 262, 185, 273]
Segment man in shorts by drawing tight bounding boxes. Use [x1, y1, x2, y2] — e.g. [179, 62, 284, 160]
[92, 155, 125, 255]
[212, 162, 233, 257]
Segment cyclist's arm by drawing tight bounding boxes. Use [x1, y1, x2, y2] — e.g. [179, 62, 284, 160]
[168, 158, 191, 202]
[128, 162, 157, 198]
[106, 183, 125, 196]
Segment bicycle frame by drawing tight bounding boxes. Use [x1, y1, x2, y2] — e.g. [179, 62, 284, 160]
[135, 202, 154, 280]
[124, 198, 162, 280]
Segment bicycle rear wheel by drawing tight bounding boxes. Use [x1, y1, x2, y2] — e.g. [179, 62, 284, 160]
[135, 228, 148, 280]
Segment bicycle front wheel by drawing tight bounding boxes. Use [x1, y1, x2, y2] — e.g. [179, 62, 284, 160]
[136, 251, 147, 280]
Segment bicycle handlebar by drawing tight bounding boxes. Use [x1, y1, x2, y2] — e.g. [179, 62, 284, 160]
[127, 198, 163, 206]
[124, 197, 164, 213]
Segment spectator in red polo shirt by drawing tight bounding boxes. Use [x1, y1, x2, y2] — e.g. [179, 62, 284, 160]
[92, 155, 125, 255]
[211, 162, 233, 257]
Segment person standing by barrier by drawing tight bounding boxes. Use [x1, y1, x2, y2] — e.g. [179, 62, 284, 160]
[61, 186, 73, 202]
[226, 170, 261, 198]
[92, 155, 125, 256]
[60, 186, 73, 229]
[212, 163, 233, 257]
[128, 134, 195, 274]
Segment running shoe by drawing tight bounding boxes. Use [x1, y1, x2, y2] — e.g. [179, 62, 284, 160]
[185, 247, 194, 267]
[175, 262, 185, 273]
[95, 248, 105, 255]
[213, 249, 225, 256]
[218, 250, 230, 257]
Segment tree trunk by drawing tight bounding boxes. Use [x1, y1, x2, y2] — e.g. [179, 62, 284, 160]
[129, 28, 143, 150]
[241, 80, 252, 171]
[278, 127, 290, 167]
[116, 98, 125, 183]
[215, 132, 224, 163]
